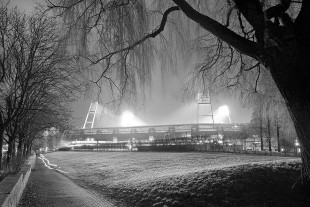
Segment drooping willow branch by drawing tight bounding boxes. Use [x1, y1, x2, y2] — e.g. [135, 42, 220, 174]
[85, 6, 180, 65]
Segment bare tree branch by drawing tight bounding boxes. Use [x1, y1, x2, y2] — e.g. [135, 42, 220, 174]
[172, 0, 261, 60]
[86, 6, 180, 65]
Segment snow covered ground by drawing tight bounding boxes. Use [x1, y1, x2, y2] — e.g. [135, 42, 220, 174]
[45, 152, 303, 207]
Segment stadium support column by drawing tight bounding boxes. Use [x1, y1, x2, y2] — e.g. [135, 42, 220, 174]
[83, 102, 98, 129]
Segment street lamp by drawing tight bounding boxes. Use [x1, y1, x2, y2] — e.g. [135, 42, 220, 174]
[295, 139, 300, 153]
[295, 140, 299, 146]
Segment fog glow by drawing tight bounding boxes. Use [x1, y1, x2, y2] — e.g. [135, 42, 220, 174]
[120, 110, 145, 127]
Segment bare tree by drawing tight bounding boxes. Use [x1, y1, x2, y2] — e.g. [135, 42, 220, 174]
[0, 8, 27, 169]
[48, 0, 310, 184]
[274, 111, 281, 152]
[250, 103, 265, 150]
[0, 6, 83, 169]
[265, 109, 273, 153]
[250, 71, 295, 153]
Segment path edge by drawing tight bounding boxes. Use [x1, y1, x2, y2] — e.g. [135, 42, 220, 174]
[0, 156, 36, 207]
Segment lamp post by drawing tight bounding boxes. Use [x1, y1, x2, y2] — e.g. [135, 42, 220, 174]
[294, 139, 300, 154]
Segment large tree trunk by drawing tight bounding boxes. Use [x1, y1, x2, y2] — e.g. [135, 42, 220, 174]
[6, 139, 13, 170]
[17, 138, 24, 158]
[12, 140, 16, 159]
[6, 136, 16, 170]
[23, 143, 27, 157]
[286, 96, 310, 184]
[0, 127, 5, 170]
[268, 49, 310, 184]
[266, 117, 272, 153]
[27, 143, 32, 156]
[276, 125, 280, 153]
[259, 115, 264, 151]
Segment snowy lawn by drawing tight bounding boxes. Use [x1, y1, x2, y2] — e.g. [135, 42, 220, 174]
[45, 151, 305, 207]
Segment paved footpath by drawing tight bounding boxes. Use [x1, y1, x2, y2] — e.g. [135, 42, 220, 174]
[18, 157, 114, 207]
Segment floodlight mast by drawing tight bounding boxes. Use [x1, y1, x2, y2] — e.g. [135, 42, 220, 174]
[83, 101, 98, 129]
[197, 92, 214, 124]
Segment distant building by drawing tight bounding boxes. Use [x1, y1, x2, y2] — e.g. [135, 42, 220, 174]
[244, 136, 278, 151]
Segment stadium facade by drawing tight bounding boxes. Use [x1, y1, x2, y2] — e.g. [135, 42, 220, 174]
[68, 123, 248, 145]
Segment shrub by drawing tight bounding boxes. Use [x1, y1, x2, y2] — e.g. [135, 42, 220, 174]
[58, 147, 71, 151]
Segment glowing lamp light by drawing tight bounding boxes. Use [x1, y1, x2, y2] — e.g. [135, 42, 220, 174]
[295, 140, 300, 146]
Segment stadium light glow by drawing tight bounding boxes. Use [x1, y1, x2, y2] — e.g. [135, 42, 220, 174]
[214, 105, 232, 123]
[120, 110, 145, 127]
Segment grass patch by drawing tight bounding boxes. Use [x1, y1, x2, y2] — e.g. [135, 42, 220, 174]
[45, 152, 306, 207]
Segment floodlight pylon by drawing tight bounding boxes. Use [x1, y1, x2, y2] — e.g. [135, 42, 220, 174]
[83, 101, 98, 129]
[197, 92, 214, 124]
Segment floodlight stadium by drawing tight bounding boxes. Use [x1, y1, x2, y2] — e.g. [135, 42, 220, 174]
[67, 99, 249, 149]
[67, 123, 248, 144]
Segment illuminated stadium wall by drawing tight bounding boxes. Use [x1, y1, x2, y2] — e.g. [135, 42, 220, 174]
[68, 123, 248, 144]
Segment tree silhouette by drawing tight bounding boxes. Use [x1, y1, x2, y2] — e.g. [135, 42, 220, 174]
[0, 7, 82, 169]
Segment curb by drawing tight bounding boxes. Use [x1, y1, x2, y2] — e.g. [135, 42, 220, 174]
[0, 156, 35, 207]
